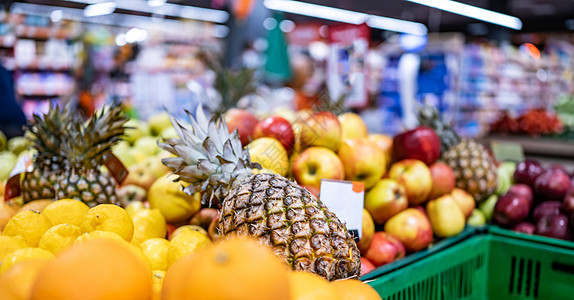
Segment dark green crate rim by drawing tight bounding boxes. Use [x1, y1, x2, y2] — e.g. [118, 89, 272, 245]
[360, 225, 574, 282]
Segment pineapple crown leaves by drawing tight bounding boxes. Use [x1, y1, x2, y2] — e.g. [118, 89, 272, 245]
[26, 102, 74, 162]
[158, 105, 260, 206]
[415, 102, 461, 153]
[63, 102, 129, 169]
[199, 50, 257, 115]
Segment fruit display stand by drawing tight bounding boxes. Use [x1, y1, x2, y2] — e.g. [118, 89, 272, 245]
[363, 226, 574, 300]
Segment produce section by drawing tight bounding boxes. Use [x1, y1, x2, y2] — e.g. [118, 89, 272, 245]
[0, 0, 574, 299]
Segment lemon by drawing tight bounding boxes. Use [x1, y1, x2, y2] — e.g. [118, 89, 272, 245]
[0, 247, 54, 274]
[132, 209, 167, 246]
[74, 230, 125, 245]
[148, 176, 201, 223]
[41, 199, 89, 227]
[80, 204, 134, 242]
[170, 225, 208, 241]
[125, 201, 147, 219]
[0, 235, 27, 261]
[39, 224, 82, 255]
[247, 137, 289, 176]
[140, 238, 169, 271]
[3, 211, 52, 247]
[152, 269, 166, 300]
[167, 230, 211, 268]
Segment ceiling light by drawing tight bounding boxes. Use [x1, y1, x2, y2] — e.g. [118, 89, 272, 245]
[148, 0, 166, 7]
[367, 15, 427, 36]
[406, 0, 522, 30]
[83, 2, 116, 17]
[50, 10, 63, 22]
[264, 0, 427, 35]
[264, 0, 368, 25]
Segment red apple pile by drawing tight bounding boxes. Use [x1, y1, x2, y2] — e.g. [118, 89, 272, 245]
[494, 160, 574, 241]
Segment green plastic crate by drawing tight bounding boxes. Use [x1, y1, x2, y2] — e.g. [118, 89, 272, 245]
[364, 227, 574, 299]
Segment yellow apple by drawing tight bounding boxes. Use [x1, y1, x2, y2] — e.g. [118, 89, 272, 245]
[123, 164, 157, 191]
[143, 156, 170, 178]
[298, 111, 342, 151]
[450, 188, 475, 218]
[292, 147, 344, 190]
[133, 136, 160, 156]
[365, 179, 408, 224]
[148, 112, 172, 136]
[368, 134, 393, 170]
[338, 112, 368, 140]
[388, 159, 432, 205]
[337, 138, 386, 189]
[247, 138, 289, 177]
[357, 209, 375, 254]
[148, 176, 201, 223]
[426, 195, 466, 238]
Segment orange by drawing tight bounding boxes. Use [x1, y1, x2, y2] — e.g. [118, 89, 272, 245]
[0, 201, 20, 232]
[288, 271, 340, 300]
[162, 237, 290, 300]
[30, 238, 153, 300]
[17, 200, 53, 213]
[0, 259, 49, 300]
[331, 279, 382, 300]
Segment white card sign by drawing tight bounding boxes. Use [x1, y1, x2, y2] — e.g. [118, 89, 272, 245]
[319, 179, 364, 241]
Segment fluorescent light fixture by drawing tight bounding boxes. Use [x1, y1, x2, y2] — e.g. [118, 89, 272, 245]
[148, 0, 166, 7]
[264, 0, 368, 25]
[406, 0, 522, 30]
[83, 2, 116, 17]
[50, 10, 63, 22]
[368, 15, 427, 36]
[125, 28, 148, 43]
[264, 0, 427, 35]
[66, 0, 229, 23]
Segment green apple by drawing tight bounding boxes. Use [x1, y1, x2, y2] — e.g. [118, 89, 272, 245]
[467, 209, 487, 226]
[0, 131, 6, 151]
[133, 136, 160, 156]
[479, 194, 498, 221]
[124, 120, 151, 144]
[8, 137, 31, 155]
[113, 147, 137, 167]
[496, 161, 516, 195]
[160, 127, 177, 139]
[144, 156, 170, 178]
[148, 112, 172, 136]
[0, 151, 18, 181]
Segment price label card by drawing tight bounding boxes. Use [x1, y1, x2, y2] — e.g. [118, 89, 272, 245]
[490, 141, 524, 162]
[320, 179, 364, 242]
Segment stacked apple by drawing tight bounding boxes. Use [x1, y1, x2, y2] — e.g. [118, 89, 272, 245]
[0, 132, 34, 182]
[493, 159, 574, 241]
[359, 126, 485, 273]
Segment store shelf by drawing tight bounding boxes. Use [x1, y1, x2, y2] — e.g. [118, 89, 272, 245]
[483, 134, 574, 158]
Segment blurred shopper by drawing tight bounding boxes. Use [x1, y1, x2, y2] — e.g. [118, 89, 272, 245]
[0, 63, 26, 138]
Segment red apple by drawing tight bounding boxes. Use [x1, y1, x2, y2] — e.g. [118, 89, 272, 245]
[357, 209, 375, 254]
[338, 138, 386, 189]
[298, 111, 342, 151]
[364, 232, 406, 267]
[360, 257, 375, 275]
[428, 162, 455, 200]
[512, 222, 536, 235]
[534, 169, 571, 201]
[384, 208, 433, 252]
[364, 179, 408, 224]
[123, 164, 157, 191]
[563, 188, 574, 215]
[450, 188, 475, 218]
[208, 217, 221, 241]
[188, 208, 219, 230]
[303, 185, 320, 199]
[388, 159, 432, 205]
[393, 126, 441, 165]
[514, 160, 545, 187]
[292, 147, 344, 190]
[536, 214, 572, 240]
[225, 108, 258, 146]
[166, 223, 177, 239]
[253, 116, 295, 153]
[532, 201, 562, 223]
[507, 184, 534, 207]
[493, 192, 531, 226]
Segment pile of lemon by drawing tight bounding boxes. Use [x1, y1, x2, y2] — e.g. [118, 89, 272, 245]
[0, 199, 379, 300]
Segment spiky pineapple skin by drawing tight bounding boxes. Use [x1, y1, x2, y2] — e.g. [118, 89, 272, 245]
[441, 140, 498, 202]
[219, 173, 361, 281]
[55, 169, 118, 207]
[21, 167, 59, 202]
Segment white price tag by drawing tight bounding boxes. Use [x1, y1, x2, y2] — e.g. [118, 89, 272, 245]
[320, 179, 364, 241]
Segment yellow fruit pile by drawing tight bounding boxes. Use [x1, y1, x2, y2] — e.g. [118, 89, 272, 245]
[0, 198, 380, 299]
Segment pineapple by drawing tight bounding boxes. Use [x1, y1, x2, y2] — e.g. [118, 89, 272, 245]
[22, 103, 73, 203]
[418, 105, 497, 202]
[159, 107, 360, 280]
[55, 103, 128, 207]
